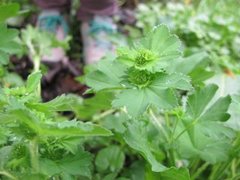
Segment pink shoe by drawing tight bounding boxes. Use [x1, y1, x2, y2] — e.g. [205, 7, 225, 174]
[37, 10, 69, 62]
[81, 16, 117, 64]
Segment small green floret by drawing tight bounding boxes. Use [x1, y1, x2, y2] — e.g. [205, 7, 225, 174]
[134, 49, 157, 69]
[127, 68, 155, 88]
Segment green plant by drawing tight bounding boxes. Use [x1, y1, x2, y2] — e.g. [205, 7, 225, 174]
[0, 3, 111, 179]
[84, 24, 239, 179]
[0, 2, 240, 180]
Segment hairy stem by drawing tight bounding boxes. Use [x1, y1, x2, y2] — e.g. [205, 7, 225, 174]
[92, 109, 116, 122]
[210, 163, 229, 180]
[191, 162, 209, 179]
[0, 171, 17, 180]
[190, 159, 200, 174]
[149, 109, 176, 166]
[149, 109, 169, 142]
[29, 137, 39, 174]
[231, 159, 237, 178]
[32, 55, 41, 97]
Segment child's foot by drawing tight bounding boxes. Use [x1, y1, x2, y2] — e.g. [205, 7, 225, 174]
[37, 10, 69, 62]
[81, 16, 117, 64]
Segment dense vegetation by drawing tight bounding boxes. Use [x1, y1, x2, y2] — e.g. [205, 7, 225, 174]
[0, 1, 239, 180]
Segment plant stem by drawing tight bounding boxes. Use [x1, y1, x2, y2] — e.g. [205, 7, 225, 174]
[33, 55, 41, 73]
[149, 109, 169, 142]
[164, 112, 170, 128]
[149, 109, 176, 166]
[209, 163, 230, 180]
[32, 55, 41, 97]
[170, 114, 180, 144]
[29, 137, 39, 174]
[168, 148, 176, 166]
[0, 171, 17, 180]
[174, 118, 198, 141]
[210, 133, 240, 179]
[220, 74, 225, 96]
[191, 162, 209, 179]
[190, 159, 200, 174]
[231, 159, 237, 178]
[92, 109, 116, 122]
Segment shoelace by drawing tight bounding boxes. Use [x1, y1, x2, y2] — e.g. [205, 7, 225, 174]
[37, 15, 69, 36]
[89, 17, 116, 34]
[89, 17, 117, 49]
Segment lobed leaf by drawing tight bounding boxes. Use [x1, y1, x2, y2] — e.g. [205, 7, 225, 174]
[176, 84, 234, 163]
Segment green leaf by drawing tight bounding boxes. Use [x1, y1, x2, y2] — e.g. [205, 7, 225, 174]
[124, 161, 145, 180]
[17, 173, 48, 180]
[5, 110, 112, 137]
[0, 3, 20, 22]
[7, 110, 40, 137]
[146, 167, 190, 180]
[76, 92, 113, 119]
[85, 58, 126, 91]
[41, 94, 83, 112]
[102, 114, 127, 133]
[113, 88, 177, 117]
[186, 84, 218, 118]
[199, 95, 231, 122]
[102, 173, 118, 180]
[0, 146, 12, 169]
[40, 120, 112, 137]
[95, 145, 125, 172]
[167, 52, 208, 75]
[160, 168, 190, 180]
[26, 71, 42, 93]
[117, 25, 182, 72]
[189, 68, 214, 85]
[176, 84, 234, 163]
[166, 52, 214, 84]
[227, 95, 240, 130]
[27, 94, 83, 115]
[0, 127, 8, 145]
[0, 24, 21, 65]
[0, 50, 8, 65]
[2, 72, 25, 87]
[151, 72, 192, 91]
[40, 151, 92, 178]
[123, 121, 166, 172]
[59, 151, 92, 178]
[139, 24, 182, 66]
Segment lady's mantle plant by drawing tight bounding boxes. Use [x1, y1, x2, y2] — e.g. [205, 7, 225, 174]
[85, 24, 235, 178]
[0, 2, 237, 179]
[86, 25, 193, 117]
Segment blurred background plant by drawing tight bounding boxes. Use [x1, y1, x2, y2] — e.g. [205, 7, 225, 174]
[132, 0, 240, 74]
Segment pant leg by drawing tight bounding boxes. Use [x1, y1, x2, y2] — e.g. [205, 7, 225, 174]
[77, 0, 118, 21]
[33, 0, 71, 11]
